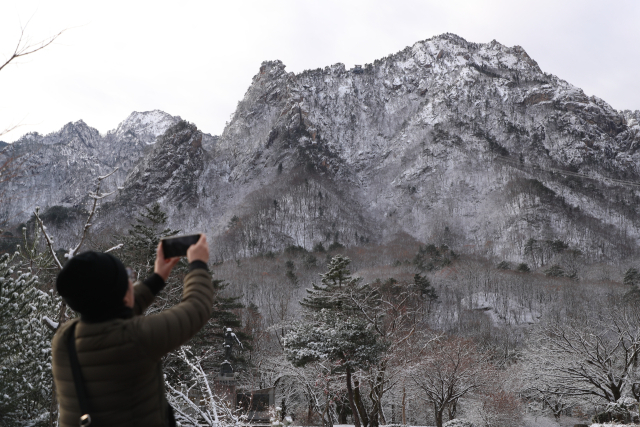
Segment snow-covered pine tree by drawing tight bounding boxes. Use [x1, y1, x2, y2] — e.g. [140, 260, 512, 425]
[299, 254, 370, 313]
[283, 309, 383, 368]
[285, 255, 384, 427]
[117, 202, 180, 279]
[283, 308, 383, 427]
[182, 280, 250, 373]
[0, 252, 59, 426]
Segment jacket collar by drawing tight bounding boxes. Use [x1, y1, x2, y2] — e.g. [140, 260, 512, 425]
[80, 306, 133, 323]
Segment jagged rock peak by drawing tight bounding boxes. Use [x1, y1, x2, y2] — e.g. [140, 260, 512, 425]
[40, 119, 102, 148]
[252, 60, 290, 83]
[109, 109, 181, 145]
[115, 120, 206, 209]
[158, 120, 202, 149]
[251, 33, 545, 90]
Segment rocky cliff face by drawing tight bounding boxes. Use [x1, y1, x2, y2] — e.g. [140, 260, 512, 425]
[3, 34, 640, 262]
[0, 110, 181, 224]
[181, 33, 640, 260]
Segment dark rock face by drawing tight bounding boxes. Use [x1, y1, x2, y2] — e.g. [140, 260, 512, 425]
[116, 121, 206, 209]
[3, 34, 640, 261]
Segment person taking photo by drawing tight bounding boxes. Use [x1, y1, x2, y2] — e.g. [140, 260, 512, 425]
[52, 234, 212, 427]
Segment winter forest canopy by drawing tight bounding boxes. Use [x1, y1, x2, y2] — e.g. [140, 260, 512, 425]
[3, 32, 640, 427]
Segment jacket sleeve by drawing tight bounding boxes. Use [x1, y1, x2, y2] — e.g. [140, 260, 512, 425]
[132, 274, 166, 316]
[132, 282, 155, 316]
[134, 268, 214, 360]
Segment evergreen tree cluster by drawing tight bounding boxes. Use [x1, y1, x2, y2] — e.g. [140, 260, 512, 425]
[0, 252, 59, 426]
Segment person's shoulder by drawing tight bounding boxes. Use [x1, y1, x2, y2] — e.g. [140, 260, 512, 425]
[54, 318, 78, 335]
[51, 318, 79, 351]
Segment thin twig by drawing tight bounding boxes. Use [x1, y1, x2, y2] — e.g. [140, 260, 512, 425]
[33, 208, 63, 270]
[0, 24, 66, 73]
[68, 167, 119, 258]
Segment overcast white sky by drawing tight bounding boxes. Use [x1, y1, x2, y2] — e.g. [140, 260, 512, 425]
[1, 0, 639, 143]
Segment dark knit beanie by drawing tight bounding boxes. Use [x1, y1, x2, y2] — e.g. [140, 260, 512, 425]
[56, 251, 129, 315]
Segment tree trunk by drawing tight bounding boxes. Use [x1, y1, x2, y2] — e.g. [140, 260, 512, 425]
[447, 399, 457, 421]
[368, 366, 386, 427]
[435, 404, 444, 427]
[402, 387, 406, 425]
[49, 381, 57, 427]
[322, 397, 331, 427]
[346, 366, 361, 427]
[339, 401, 348, 424]
[354, 380, 369, 427]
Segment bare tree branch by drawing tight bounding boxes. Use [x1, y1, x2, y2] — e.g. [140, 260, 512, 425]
[0, 20, 68, 138]
[66, 167, 119, 259]
[0, 123, 22, 138]
[33, 207, 63, 270]
[104, 243, 124, 253]
[0, 24, 66, 74]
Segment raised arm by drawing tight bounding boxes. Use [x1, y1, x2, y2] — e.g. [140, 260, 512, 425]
[134, 235, 214, 360]
[131, 242, 182, 315]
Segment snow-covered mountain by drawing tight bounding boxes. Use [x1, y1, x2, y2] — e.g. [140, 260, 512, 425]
[3, 34, 640, 262]
[0, 110, 182, 223]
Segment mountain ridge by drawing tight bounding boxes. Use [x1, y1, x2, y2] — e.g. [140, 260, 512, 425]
[2, 33, 640, 264]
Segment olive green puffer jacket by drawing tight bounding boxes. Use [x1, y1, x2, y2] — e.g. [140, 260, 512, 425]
[52, 268, 213, 427]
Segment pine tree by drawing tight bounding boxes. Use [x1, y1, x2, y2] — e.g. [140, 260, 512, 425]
[188, 280, 250, 371]
[285, 255, 384, 427]
[284, 310, 383, 369]
[0, 252, 59, 426]
[118, 202, 180, 279]
[414, 273, 438, 307]
[300, 254, 362, 312]
[163, 277, 251, 385]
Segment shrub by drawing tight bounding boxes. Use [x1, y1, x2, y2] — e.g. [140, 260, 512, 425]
[545, 265, 565, 277]
[312, 242, 326, 253]
[328, 241, 345, 251]
[285, 245, 307, 256]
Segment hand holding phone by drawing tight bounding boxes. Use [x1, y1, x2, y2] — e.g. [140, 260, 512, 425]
[187, 234, 209, 264]
[161, 234, 201, 258]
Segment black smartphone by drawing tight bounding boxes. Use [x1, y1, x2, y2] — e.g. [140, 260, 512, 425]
[161, 234, 201, 258]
